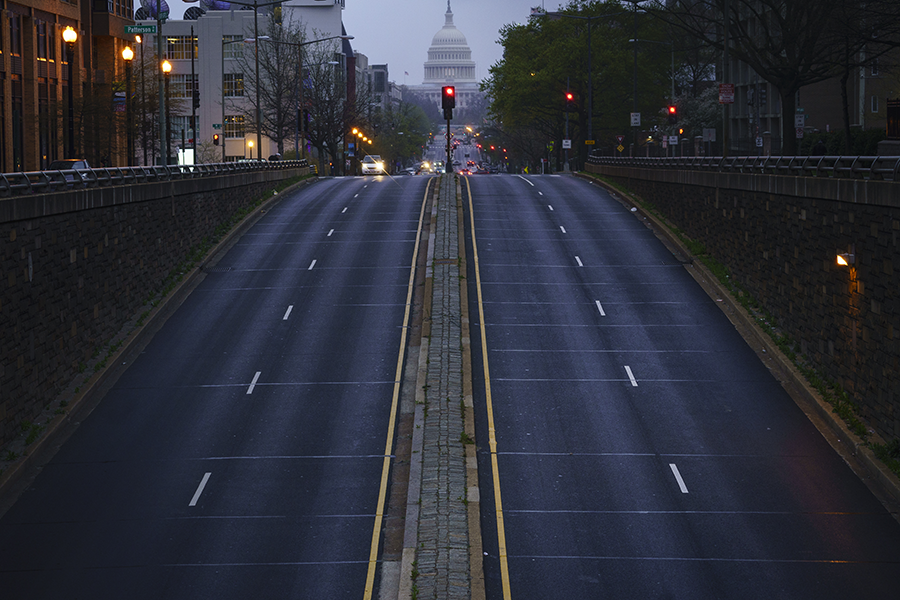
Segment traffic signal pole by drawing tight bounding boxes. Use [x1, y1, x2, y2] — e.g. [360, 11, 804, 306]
[442, 86, 455, 174]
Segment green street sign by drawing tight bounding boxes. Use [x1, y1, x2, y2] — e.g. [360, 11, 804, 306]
[212, 124, 222, 129]
[126, 25, 156, 34]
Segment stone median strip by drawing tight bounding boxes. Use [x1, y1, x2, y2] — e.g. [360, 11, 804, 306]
[398, 174, 483, 599]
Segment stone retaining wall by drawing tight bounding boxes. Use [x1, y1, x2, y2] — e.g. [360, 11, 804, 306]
[0, 168, 308, 446]
[586, 163, 900, 442]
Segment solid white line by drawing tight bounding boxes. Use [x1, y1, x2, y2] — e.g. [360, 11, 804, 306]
[624, 365, 638, 387]
[189, 472, 212, 506]
[560, 226, 567, 234]
[327, 229, 334, 237]
[516, 174, 535, 186]
[247, 371, 261, 394]
[670, 463, 689, 493]
[283, 305, 293, 320]
[548, 205, 554, 211]
[595, 300, 606, 316]
[575, 256, 583, 267]
[308, 259, 317, 270]
[354, 194, 359, 198]
[538, 191, 544, 196]
[342, 207, 348, 213]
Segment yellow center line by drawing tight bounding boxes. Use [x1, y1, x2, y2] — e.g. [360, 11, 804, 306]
[363, 176, 435, 599]
[465, 176, 512, 599]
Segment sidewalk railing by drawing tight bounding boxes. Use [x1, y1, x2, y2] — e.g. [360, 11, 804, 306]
[586, 155, 900, 181]
[0, 159, 309, 197]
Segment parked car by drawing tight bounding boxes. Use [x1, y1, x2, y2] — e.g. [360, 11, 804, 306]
[361, 155, 384, 175]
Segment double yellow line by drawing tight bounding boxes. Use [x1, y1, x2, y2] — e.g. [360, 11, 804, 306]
[464, 176, 512, 599]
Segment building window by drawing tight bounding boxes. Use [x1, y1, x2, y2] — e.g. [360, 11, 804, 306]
[164, 35, 197, 60]
[224, 115, 244, 138]
[871, 95, 879, 113]
[169, 74, 198, 98]
[224, 73, 244, 97]
[223, 36, 244, 59]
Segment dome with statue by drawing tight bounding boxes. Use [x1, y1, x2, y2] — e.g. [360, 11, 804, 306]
[422, 1, 476, 85]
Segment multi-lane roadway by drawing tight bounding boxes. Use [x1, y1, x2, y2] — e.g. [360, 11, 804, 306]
[2, 152, 899, 599]
[0, 175, 431, 598]
[462, 167, 900, 598]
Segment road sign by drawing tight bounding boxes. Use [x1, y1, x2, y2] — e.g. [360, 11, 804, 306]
[126, 25, 157, 34]
[668, 135, 679, 145]
[796, 127, 804, 139]
[756, 136, 763, 147]
[585, 140, 595, 145]
[616, 135, 625, 144]
[703, 128, 717, 142]
[719, 83, 735, 104]
[212, 123, 222, 129]
[562, 139, 572, 149]
[617, 144, 625, 153]
[630, 112, 641, 126]
[794, 113, 805, 128]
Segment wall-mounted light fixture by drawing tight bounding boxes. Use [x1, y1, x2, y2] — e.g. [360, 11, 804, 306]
[836, 244, 856, 266]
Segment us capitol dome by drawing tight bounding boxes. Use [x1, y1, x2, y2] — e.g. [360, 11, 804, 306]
[411, 1, 482, 112]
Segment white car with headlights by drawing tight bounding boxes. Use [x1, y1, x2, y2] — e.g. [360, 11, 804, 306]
[361, 155, 384, 175]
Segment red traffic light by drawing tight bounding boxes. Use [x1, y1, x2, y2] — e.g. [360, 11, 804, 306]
[566, 92, 574, 101]
[442, 85, 456, 110]
[668, 105, 676, 114]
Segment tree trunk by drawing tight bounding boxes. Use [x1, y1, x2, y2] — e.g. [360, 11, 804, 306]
[780, 86, 798, 155]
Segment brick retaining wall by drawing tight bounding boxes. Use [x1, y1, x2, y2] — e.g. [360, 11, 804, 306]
[586, 163, 900, 442]
[0, 168, 308, 447]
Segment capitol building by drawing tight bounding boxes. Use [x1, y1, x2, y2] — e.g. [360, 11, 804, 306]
[409, 2, 483, 112]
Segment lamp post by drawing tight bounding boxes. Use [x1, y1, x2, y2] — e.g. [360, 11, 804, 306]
[62, 26, 78, 158]
[123, 46, 134, 165]
[162, 59, 172, 165]
[136, 35, 147, 165]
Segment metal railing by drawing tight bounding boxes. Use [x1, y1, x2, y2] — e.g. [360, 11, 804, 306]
[0, 159, 310, 197]
[586, 155, 900, 181]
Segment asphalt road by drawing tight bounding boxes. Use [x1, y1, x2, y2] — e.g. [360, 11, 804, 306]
[463, 173, 900, 599]
[0, 174, 430, 599]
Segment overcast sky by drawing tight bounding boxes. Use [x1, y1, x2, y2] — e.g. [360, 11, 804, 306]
[165, 1, 556, 84]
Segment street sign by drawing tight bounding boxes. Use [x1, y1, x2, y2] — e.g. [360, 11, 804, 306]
[756, 136, 763, 147]
[630, 112, 641, 126]
[796, 127, 804, 139]
[562, 139, 572, 149]
[719, 83, 735, 104]
[616, 135, 625, 144]
[668, 135, 679, 145]
[703, 128, 717, 142]
[212, 123, 222, 129]
[585, 140, 595, 145]
[126, 25, 157, 34]
[794, 113, 805, 128]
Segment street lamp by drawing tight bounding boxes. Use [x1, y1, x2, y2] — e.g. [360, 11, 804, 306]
[123, 46, 134, 165]
[62, 26, 78, 158]
[136, 35, 147, 165]
[162, 59, 172, 164]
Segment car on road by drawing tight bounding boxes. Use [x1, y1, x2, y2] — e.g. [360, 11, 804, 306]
[361, 155, 384, 175]
[48, 159, 91, 185]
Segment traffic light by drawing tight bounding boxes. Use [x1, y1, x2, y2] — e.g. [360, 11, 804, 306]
[213, 133, 220, 145]
[565, 92, 575, 111]
[667, 105, 678, 125]
[442, 86, 456, 110]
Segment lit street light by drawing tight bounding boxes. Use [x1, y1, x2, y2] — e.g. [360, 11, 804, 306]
[162, 59, 172, 164]
[62, 26, 78, 158]
[123, 46, 134, 165]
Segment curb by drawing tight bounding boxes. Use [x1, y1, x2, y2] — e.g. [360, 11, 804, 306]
[0, 175, 319, 504]
[575, 171, 900, 515]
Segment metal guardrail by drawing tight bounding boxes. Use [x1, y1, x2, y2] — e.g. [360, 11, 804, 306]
[586, 155, 900, 181]
[0, 159, 310, 197]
